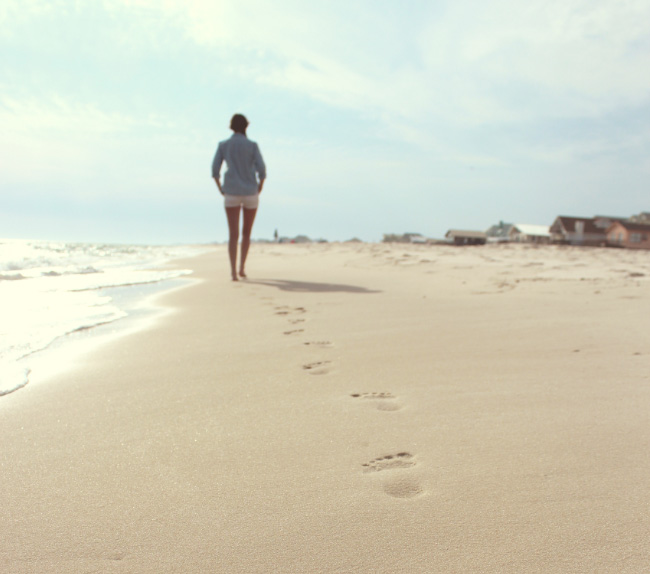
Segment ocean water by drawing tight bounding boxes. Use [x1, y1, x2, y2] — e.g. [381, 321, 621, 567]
[0, 238, 207, 397]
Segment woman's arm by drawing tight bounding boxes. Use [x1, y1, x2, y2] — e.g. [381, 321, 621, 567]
[254, 144, 266, 192]
[212, 143, 225, 195]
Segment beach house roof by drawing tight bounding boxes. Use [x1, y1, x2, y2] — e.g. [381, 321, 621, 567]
[485, 221, 513, 238]
[629, 212, 650, 223]
[445, 230, 487, 239]
[610, 221, 650, 232]
[593, 215, 628, 229]
[550, 216, 607, 246]
[511, 224, 551, 237]
[551, 216, 601, 235]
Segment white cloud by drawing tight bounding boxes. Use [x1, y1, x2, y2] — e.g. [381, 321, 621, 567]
[0, 0, 63, 26]
[527, 124, 650, 165]
[94, 0, 650, 148]
[5, 0, 650, 129]
[420, 0, 650, 119]
[0, 96, 204, 196]
[0, 96, 145, 134]
[0, 97, 139, 183]
[3, 1, 649, 182]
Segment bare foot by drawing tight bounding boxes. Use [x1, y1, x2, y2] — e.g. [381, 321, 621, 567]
[231, 273, 238, 281]
[239, 270, 247, 279]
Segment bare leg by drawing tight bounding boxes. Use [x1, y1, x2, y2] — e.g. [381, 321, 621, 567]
[225, 206, 241, 281]
[239, 207, 257, 278]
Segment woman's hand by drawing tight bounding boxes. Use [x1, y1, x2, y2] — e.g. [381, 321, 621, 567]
[258, 179, 265, 194]
[214, 177, 224, 195]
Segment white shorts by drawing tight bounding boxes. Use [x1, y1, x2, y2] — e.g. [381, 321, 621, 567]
[224, 193, 259, 209]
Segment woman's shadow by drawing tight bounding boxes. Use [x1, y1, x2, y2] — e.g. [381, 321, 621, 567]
[246, 279, 381, 294]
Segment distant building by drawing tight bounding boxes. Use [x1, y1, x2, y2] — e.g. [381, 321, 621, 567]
[550, 216, 607, 246]
[607, 221, 650, 249]
[508, 223, 551, 244]
[485, 221, 513, 243]
[278, 235, 312, 244]
[593, 215, 628, 230]
[508, 224, 551, 244]
[382, 233, 428, 243]
[445, 229, 487, 246]
[629, 212, 650, 224]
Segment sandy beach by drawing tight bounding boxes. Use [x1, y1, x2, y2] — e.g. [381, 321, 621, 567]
[1, 241, 649, 573]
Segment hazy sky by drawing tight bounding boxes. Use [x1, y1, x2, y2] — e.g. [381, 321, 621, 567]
[2, 0, 649, 244]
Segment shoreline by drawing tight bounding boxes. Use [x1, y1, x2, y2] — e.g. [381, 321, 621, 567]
[16, 274, 200, 397]
[4, 251, 211, 401]
[1, 242, 649, 573]
[0, 240, 211, 399]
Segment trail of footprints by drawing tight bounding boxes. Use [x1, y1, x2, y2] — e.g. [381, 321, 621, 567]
[271, 301, 423, 499]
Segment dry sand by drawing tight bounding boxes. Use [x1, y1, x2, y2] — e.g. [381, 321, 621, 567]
[1, 242, 649, 573]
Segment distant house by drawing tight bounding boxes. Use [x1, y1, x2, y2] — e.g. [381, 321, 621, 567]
[278, 235, 312, 243]
[508, 224, 551, 244]
[382, 233, 428, 244]
[629, 212, 650, 224]
[607, 221, 650, 249]
[550, 216, 607, 246]
[445, 230, 487, 246]
[593, 215, 628, 230]
[485, 221, 513, 243]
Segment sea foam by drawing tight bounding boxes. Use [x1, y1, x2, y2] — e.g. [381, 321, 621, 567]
[0, 239, 207, 397]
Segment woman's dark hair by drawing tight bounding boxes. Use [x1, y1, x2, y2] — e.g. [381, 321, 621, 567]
[230, 114, 249, 134]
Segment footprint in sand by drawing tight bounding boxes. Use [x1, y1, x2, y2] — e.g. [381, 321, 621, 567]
[362, 453, 424, 499]
[362, 452, 416, 473]
[283, 329, 304, 335]
[275, 306, 307, 316]
[107, 552, 126, 561]
[382, 475, 425, 499]
[350, 392, 402, 411]
[303, 341, 333, 348]
[302, 361, 331, 375]
[289, 318, 306, 324]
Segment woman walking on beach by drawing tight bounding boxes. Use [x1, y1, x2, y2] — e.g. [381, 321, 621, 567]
[212, 114, 266, 281]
